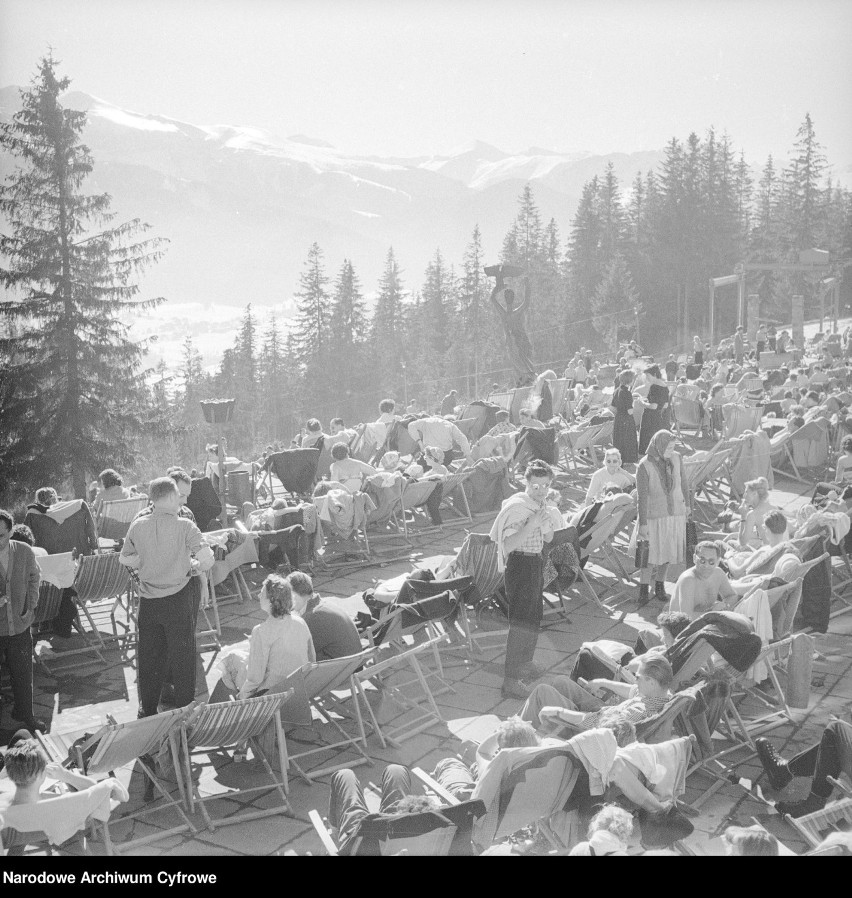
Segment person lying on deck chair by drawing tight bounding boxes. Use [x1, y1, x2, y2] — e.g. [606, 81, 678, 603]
[329, 443, 376, 494]
[724, 511, 794, 579]
[517, 656, 674, 733]
[755, 718, 852, 818]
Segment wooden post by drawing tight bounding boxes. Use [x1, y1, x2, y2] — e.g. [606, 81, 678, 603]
[217, 433, 228, 529]
[785, 632, 813, 710]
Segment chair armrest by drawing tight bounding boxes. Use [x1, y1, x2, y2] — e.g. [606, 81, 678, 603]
[308, 809, 340, 856]
[411, 767, 460, 806]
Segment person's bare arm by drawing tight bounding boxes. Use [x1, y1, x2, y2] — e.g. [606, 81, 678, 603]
[609, 757, 669, 813]
[586, 679, 633, 699]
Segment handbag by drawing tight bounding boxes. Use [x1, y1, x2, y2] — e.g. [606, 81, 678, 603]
[635, 538, 650, 569]
[685, 519, 698, 557]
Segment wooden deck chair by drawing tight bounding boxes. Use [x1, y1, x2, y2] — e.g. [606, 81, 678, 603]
[560, 422, 606, 471]
[96, 496, 149, 544]
[277, 649, 378, 784]
[263, 448, 321, 502]
[310, 772, 485, 856]
[635, 690, 698, 744]
[768, 427, 802, 482]
[396, 478, 439, 538]
[37, 707, 198, 851]
[38, 553, 133, 671]
[173, 692, 295, 831]
[683, 446, 736, 523]
[784, 797, 852, 850]
[315, 491, 372, 566]
[575, 497, 637, 607]
[672, 395, 706, 440]
[829, 542, 852, 620]
[437, 468, 474, 522]
[364, 473, 407, 541]
[441, 532, 509, 650]
[404, 574, 479, 659]
[357, 620, 447, 744]
[723, 403, 763, 439]
[0, 779, 128, 857]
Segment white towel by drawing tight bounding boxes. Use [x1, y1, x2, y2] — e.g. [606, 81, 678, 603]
[36, 552, 77, 589]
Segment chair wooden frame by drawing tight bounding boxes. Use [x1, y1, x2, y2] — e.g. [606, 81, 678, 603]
[95, 496, 149, 544]
[173, 691, 295, 831]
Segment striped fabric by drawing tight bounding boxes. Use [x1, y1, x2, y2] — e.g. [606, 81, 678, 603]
[33, 582, 65, 625]
[74, 552, 130, 604]
[186, 694, 287, 748]
[400, 479, 438, 510]
[87, 707, 187, 776]
[98, 497, 150, 541]
[455, 533, 503, 605]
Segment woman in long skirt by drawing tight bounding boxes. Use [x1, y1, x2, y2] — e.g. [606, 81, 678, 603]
[633, 429, 692, 607]
[611, 369, 639, 464]
[638, 365, 671, 455]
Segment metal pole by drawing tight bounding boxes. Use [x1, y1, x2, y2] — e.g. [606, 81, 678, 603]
[708, 281, 715, 348]
[217, 431, 228, 529]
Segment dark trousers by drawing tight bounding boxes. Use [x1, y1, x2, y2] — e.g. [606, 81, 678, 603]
[137, 581, 196, 717]
[423, 482, 444, 525]
[329, 764, 411, 851]
[0, 629, 34, 722]
[504, 552, 543, 680]
[163, 576, 202, 690]
[788, 720, 852, 798]
[54, 588, 78, 636]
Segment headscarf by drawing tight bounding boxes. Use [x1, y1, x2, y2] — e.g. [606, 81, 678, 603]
[645, 429, 676, 498]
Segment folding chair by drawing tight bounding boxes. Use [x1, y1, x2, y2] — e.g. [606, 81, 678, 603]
[438, 467, 474, 522]
[276, 649, 378, 784]
[396, 478, 439, 538]
[671, 394, 706, 441]
[573, 496, 637, 608]
[173, 692, 295, 831]
[310, 774, 485, 856]
[263, 448, 321, 502]
[37, 707, 198, 852]
[96, 496, 149, 545]
[722, 403, 763, 439]
[364, 472, 408, 540]
[37, 553, 133, 671]
[315, 491, 372, 565]
[784, 797, 852, 850]
[0, 779, 128, 856]
[559, 422, 606, 471]
[683, 446, 737, 523]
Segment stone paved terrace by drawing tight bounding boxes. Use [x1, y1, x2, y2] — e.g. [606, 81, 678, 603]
[3, 466, 851, 857]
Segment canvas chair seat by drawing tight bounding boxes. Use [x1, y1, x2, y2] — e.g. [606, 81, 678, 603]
[264, 448, 321, 500]
[96, 496, 149, 542]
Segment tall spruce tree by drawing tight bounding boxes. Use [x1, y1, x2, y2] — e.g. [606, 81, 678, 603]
[0, 55, 166, 497]
[371, 247, 406, 396]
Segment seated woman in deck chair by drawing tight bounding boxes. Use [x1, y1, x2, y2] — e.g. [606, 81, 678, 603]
[517, 657, 674, 734]
[584, 448, 636, 506]
[329, 443, 377, 494]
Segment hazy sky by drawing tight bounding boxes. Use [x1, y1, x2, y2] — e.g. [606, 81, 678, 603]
[2, 0, 851, 165]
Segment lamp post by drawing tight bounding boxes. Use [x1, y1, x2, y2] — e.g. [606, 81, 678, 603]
[200, 399, 236, 529]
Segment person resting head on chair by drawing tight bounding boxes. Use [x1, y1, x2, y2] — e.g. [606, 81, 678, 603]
[518, 656, 674, 734]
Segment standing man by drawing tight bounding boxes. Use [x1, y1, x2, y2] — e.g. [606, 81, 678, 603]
[734, 326, 745, 365]
[120, 477, 204, 717]
[489, 460, 555, 699]
[440, 389, 458, 417]
[0, 510, 43, 732]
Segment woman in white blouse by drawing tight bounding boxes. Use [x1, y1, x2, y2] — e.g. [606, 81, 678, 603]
[239, 575, 315, 698]
[585, 448, 636, 504]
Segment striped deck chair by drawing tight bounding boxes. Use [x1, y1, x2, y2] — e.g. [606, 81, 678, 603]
[38, 707, 197, 852]
[672, 394, 706, 440]
[437, 467, 474, 522]
[722, 403, 763, 439]
[769, 427, 803, 482]
[364, 472, 406, 539]
[684, 445, 737, 523]
[37, 553, 132, 671]
[96, 496, 149, 544]
[574, 496, 637, 608]
[277, 649, 378, 784]
[174, 692, 295, 831]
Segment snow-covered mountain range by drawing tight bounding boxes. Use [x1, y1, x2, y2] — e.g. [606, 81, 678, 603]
[0, 86, 664, 314]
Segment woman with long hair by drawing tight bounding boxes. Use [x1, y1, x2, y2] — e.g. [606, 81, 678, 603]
[634, 430, 692, 607]
[611, 369, 639, 464]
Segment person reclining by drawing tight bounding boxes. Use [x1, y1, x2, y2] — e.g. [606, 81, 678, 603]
[755, 719, 852, 817]
[329, 443, 376, 494]
[517, 656, 674, 733]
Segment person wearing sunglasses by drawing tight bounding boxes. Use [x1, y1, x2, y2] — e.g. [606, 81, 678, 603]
[668, 540, 738, 620]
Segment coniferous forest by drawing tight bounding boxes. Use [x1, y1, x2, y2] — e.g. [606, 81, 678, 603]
[2, 56, 852, 501]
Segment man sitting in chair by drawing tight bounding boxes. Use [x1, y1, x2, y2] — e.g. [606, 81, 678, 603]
[517, 656, 674, 733]
[756, 718, 852, 817]
[329, 444, 376, 494]
[289, 571, 361, 661]
[668, 541, 739, 620]
[92, 469, 131, 516]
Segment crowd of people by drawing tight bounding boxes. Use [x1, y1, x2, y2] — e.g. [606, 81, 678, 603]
[3, 322, 852, 856]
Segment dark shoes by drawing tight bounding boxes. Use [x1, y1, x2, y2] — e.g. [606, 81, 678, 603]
[638, 584, 650, 607]
[755, 737, 793, 791]
[776, 792, 827, 818]
[11, 708, 47, 733]
[501, 678, 533, 700]
[654, 580, 668, 602]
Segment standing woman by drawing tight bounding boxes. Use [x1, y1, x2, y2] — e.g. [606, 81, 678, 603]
[693, 335, 704, 367]
[531, 369, 557, 422]
[611, 370, 639, 464]
[638, 365, 671, 455]
[634, 430, 692, 607]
